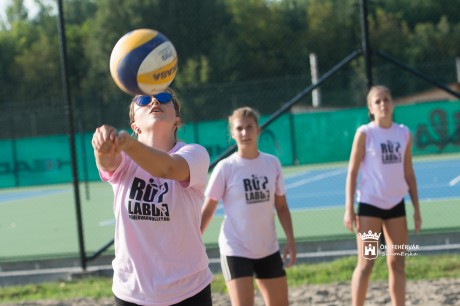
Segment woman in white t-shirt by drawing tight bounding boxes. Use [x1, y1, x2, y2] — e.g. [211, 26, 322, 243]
[92, 88, 213, 306]
[344, 85, 422, 306]
[201, 107, 296, 306]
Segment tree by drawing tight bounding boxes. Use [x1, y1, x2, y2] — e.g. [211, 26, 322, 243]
[5, 0, 28, 25]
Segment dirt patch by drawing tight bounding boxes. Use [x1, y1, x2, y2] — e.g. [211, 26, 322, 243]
[4, 278, 459, 306]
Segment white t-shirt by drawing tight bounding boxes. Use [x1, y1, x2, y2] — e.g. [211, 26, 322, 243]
[205, 152, 285, 259]
[99, 142, 212, 306]
[357, 122, 410, 209]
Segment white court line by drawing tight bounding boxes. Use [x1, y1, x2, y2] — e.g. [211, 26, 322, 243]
[449, 175, 460, 186]
[285, 168, 347, 190]
[99, 219, 115, 226]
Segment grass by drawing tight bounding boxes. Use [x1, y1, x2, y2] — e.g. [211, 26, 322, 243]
[1, 253, 459, 304]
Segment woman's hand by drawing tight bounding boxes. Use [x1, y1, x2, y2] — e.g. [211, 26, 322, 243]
[413, 210, 422, 234]
[344, 209, 357, 233]
[92, 125, 118, 155]
[92, 125, 122, 172]
[283, 240, 297, 268]
[117, 130, 135, 152]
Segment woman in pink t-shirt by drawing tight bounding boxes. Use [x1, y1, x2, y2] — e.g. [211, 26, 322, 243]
[344, 85, 422, 306]
[201, 107, 296, 306]
[92, 88, 213, 306]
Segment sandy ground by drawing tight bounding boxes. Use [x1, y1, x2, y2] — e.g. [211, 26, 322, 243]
[3, 278, 460, 306]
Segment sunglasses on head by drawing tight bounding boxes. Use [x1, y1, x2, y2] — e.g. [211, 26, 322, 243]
[133, 92, 173, 106]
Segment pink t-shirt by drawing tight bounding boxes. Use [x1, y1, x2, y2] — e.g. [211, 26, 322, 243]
[357, 122, 410, 209]
[205, 152, 285, 259]
[99, 142, 212, 306]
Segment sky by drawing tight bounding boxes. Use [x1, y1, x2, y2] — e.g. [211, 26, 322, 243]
[0, 0, 40, 21]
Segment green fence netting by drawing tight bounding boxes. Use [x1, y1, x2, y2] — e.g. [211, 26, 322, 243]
[1, 100, 459, 188]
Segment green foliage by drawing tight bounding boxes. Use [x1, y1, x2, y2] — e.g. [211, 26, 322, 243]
[5, 0, 29, 24]
[1, 0, 460, 134]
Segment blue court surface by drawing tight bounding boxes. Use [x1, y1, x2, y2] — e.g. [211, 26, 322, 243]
[1, 157, 458, 212]
[213, 156, 460, 215]
[284, 157, 460, 210]
[0, 187, 70, 205]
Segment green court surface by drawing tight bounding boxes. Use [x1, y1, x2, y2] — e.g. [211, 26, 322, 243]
[0, 165, 459, 261]
[202, 198, 460, 246]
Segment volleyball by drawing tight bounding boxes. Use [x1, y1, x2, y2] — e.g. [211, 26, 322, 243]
[110, 29, 178, 96]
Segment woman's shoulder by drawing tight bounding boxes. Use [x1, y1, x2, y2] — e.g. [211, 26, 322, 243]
[392, 123, 410, 139]
[259, 151, 279, 161]
[217, 152, 239, 166]
[211, 152, 235, 169]
[393, 122, 409, 131]
[258, 152, 282, 168]
[174, 142, 210, 166]
[357, 121, 373, 133]
[175, 142, 208, 155]
[176, 141, 205, 149]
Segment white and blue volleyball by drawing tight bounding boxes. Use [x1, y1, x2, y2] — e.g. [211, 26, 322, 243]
[110, 29, 178, 96]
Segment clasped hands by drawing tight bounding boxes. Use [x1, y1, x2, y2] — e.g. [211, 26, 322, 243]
[92, 124, 133, 155]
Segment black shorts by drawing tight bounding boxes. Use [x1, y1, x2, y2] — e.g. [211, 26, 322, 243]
[114, 283, 212, 306]
[220, 251, 286, 282]
[358, 199, 406, 220]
